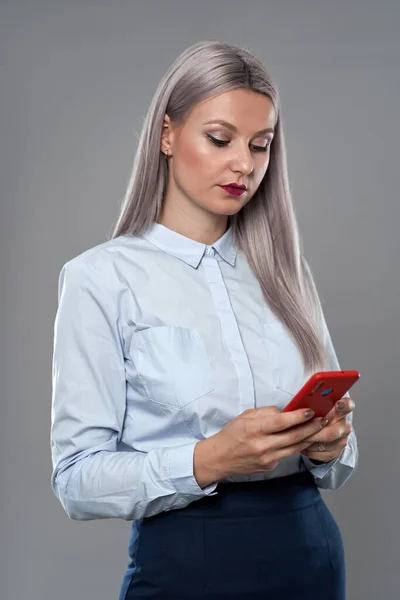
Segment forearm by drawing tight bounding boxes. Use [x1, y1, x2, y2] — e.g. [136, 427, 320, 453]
[52, 441, 219, 521]
[193, 435, 228, 488]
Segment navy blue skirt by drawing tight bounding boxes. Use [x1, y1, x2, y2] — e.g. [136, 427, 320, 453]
[119, 471, 345, 599]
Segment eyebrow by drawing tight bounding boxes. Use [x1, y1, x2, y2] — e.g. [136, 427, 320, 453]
[203, 119, 274, 136]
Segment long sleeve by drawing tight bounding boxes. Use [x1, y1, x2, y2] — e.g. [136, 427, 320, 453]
[301, 308, 358, 490]
[50, 258, 218, 521]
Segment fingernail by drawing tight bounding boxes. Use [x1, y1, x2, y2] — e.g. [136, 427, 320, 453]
[336, 401, 345, 411]
[321, 418, 329, 427]
[304, 409, 315, 419]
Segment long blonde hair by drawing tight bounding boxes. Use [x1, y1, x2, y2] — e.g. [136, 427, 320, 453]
[112, 40, 329, 374]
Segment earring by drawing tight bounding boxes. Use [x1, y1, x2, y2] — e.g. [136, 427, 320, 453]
[165, 150, 170, 159]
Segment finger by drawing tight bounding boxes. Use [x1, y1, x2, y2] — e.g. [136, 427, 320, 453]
[260, 407, 322, 435]
[304, 436, 348, 460]
[301, 449, 338, 462]
[303, 422, 352, 445]
[323, 397, 355, 425]
[306, 441, 336, 453]
[270, 417, 328, 450]
[265, 437, 325, 464]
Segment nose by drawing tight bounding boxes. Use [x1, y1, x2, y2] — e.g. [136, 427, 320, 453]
[230, 142, 254, 176]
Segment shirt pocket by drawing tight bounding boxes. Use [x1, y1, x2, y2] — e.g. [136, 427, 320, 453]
[131, 325, 215, 409]
[261, 320, 306, 397]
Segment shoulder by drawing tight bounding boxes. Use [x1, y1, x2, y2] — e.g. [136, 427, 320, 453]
[57, 235, 141, 292]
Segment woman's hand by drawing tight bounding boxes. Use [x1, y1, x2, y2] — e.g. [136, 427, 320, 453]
[195, 406, 329, 486]
[300, 398, 355, 463]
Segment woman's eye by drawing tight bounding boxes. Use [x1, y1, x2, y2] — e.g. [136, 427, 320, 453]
[251, 144, 269, 153]
[206, 134, 269, 152]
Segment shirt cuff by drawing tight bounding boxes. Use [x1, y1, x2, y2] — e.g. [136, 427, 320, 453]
[167, 442, 219, 497]
[301, 453, 341, 479]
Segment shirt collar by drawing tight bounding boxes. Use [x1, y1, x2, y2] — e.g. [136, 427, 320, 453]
[141, 222, 238, 269]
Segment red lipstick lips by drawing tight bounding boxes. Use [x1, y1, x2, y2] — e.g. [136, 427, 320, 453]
[219, 183, 247, 196]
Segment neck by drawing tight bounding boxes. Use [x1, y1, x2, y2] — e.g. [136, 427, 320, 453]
[157, 211, 229, 245]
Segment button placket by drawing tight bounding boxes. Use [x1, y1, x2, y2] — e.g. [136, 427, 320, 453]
[202, 255, 255, 414]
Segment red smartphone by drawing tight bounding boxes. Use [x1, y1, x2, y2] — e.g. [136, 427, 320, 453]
[282, 370, 360, 418]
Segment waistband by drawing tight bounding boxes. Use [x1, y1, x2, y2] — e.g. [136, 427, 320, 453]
[156, 471, 321, 520]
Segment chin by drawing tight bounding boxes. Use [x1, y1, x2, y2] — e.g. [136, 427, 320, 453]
[205, 200, 246, 217]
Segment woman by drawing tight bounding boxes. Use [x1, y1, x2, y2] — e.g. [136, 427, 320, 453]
[50, 40, 357, 599]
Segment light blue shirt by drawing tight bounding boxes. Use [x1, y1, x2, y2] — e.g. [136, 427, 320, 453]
[50, 223, 357, 521]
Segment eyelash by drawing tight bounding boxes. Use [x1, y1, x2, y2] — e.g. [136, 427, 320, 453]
[206, 134, 270, 153]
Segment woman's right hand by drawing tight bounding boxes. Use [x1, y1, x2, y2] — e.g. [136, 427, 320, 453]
[208, 406, 329, 480]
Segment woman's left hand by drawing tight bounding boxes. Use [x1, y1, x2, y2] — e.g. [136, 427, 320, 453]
[301, 397, 355, 463]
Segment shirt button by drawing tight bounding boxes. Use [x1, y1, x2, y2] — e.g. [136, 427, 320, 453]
[205, 246, 215, 257]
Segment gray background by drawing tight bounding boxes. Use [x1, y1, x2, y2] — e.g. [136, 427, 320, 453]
[1, 1, 398, 598]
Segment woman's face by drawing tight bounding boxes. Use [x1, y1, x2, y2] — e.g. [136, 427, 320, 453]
[160, 88, 276, 225]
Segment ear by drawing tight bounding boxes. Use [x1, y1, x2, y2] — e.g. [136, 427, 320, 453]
[160, 113, 173, 155]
